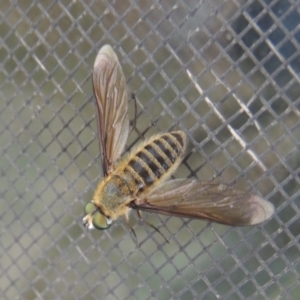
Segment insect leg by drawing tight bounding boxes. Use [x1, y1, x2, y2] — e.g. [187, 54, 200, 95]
[136, 210, 169, 244]
[129, 92, 138, 135]
[124, 213, 139, 247]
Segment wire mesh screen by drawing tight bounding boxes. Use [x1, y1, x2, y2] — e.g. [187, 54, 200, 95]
[1, 0, 300, 299]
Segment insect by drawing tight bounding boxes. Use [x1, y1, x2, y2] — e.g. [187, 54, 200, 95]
[82, 44, 274, 234]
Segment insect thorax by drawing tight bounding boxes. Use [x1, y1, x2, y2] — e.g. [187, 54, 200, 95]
[97, 176, 132, 212]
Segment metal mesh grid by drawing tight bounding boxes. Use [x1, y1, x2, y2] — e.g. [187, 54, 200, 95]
[1, 0, 300, 299]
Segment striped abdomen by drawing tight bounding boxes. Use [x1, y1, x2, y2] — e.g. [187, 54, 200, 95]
[121, 131, 186, 195]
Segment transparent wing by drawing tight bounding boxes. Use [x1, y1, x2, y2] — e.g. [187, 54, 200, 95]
[131, 179, 274, 225]
[93, 45, 129, 176]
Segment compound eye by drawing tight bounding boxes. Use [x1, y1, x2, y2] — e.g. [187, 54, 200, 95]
[92, 211, 111, 230]
[84, 202, 96, 215]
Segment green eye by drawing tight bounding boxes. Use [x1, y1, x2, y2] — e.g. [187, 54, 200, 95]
[84, 202, 97, 215]
[92, 211, 111, 230]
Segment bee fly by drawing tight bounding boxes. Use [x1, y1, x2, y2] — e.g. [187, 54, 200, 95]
[82, 45, 274, 234]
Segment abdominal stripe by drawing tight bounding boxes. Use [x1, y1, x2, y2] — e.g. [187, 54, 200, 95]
[161, 135, 181, 155]
[171, 132, 184, 148]
[124, 167, 145, 192]
[154, 138, 177, 163]
[129, 159, 154, 187]
[125, 135, 183, 192]
[136, 150, 163, 179]
[144, 144, 170, 171]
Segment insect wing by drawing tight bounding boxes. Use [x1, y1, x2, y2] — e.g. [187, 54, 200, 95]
[93, 45, 129, 176]
[131, 179, 274, 225]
